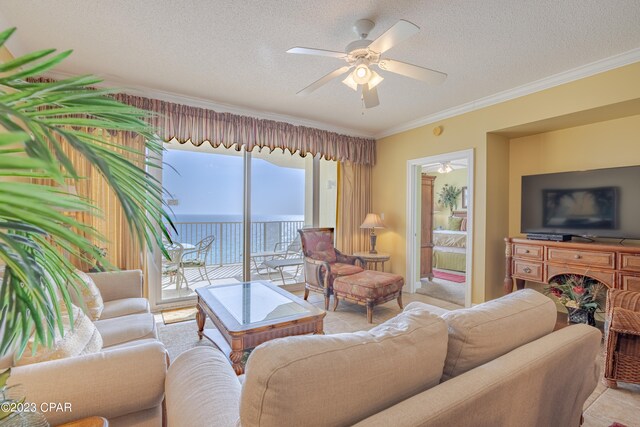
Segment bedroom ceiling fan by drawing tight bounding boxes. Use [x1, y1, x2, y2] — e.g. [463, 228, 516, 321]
[287, 19, 447, 109]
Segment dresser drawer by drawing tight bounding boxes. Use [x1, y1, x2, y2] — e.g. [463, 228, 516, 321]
[512, 244, 543, 260]
[619, 253, 640, 273]
[547, 248, 615, 269]
[513, 260, 543, 282]
[620, 274, 640, 292]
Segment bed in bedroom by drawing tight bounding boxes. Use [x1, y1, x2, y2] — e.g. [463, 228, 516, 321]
[432, 211, 468, 275]
[432, 230, 466, 272]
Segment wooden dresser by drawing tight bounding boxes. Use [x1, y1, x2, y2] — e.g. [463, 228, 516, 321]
[504, 237, 640, 294]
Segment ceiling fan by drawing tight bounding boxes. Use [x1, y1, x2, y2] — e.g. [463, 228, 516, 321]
[287, 19, 447, 108]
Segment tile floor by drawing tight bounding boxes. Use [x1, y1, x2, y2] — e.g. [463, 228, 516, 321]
[156, 291, 640, 426]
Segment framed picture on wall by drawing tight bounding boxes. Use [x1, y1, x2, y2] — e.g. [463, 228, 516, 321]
[461, 186, 468, 209]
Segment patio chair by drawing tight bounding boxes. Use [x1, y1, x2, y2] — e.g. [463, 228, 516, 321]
[260, 236, 304, 284]
[298, 228, 365, 310]
[181, 235, 215, 284]
[163, 243, 187, 290]
[251, 236, 302, 277]
[603, 287, 640, 388]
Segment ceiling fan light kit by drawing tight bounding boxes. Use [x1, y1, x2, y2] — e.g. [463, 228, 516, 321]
[287, 18, 448, 109]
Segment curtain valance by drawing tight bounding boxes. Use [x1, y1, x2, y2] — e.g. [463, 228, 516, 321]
[114, 94, 376, 165]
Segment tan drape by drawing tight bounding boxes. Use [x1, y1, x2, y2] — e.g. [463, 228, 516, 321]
[83, 130, 146, 272]
[44, 130, 147, 291]
[335, 161, 373, 254]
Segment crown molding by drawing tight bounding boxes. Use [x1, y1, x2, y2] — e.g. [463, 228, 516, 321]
[44, 70, 376, 139]
[375, 47, 640, 139]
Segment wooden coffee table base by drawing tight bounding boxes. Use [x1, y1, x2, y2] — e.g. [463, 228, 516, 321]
[196, 296, 325, 375]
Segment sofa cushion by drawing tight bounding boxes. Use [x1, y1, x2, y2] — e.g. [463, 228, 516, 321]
[440, 288, 557, 381]
[166, 347, 241, 427]
[240, 307, 447, 427]
[100, 298, 149, 320]
[404, 301, 449, 317]
[95, 312, 157, 348]
[330, 262, 364, 276]
[71, 270, 104, 321]
[15, 304, 103, 366]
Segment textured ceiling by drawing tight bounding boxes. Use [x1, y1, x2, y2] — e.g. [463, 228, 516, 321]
[1, 0, 640, 137]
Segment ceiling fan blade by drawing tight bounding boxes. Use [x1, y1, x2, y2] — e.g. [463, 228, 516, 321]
[378, 59, 447, 85]
[287, 47, 347, 59]
[362, 85, 380, 109]
[297, 66, 352, 95]
[367, 20, 419, 54]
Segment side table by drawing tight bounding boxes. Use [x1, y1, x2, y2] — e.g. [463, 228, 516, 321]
[353, 252, 391, 272]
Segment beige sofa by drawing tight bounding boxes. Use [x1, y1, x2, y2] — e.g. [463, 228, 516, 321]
[6, 270, 168, 426]
[165, 289, 601, 427]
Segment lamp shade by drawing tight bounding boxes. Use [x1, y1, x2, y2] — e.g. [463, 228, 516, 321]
[360, 213, 386, 229]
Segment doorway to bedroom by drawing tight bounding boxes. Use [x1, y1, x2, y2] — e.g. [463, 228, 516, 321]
[406, 149, 473, 307]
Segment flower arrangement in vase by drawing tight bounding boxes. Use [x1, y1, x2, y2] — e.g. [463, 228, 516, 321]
[544, 274, 604, 326]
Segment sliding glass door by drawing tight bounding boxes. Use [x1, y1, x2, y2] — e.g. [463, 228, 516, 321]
[250, 148, 307, 285]
[157, 142, 335, 306]
[160, 143, 245, 301]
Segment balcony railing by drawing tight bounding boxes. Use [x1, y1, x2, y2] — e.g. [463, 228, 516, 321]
[168, 220, 306, 266]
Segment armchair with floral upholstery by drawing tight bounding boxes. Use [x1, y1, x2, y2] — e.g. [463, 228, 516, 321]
[298, 228, 365, 309]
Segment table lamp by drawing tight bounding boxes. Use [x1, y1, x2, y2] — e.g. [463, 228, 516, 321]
[360, 213, 386, 254]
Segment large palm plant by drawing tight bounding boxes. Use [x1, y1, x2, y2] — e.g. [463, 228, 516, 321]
[0, 28, 172, 358]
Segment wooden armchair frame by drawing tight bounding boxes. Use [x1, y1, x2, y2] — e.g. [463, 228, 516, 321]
[298, 228, 365, 309]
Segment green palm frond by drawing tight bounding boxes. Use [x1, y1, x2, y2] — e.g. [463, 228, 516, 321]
[0, 27, 173, 357]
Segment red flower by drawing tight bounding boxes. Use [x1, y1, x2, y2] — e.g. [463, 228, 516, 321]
[550, 287, 562, 297]
[573, 286, 586, 295]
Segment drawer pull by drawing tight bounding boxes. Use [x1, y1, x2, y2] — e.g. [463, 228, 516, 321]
[524, 249, 530, 254]
[523, 267, 532, 274]
[574, 255, 581, 259]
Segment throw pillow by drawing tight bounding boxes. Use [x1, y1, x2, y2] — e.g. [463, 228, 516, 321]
[447, 216, 463, 231]
[15, 303, 103, 366]
[460, 218, 468, 231]
[71, 270, 104, 321]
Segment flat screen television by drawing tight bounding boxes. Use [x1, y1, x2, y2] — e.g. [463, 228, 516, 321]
[521, 165, 640, 239]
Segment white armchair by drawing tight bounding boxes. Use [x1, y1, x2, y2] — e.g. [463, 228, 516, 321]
[7, 270, 168, 426]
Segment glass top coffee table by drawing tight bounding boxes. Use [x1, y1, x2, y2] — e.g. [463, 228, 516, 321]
[195, 280, 325, 374]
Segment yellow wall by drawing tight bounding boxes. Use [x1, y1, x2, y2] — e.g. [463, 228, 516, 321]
[429, 168, 468, 229]
[373, 61, 640, 303]
[508, 114, 640, 237]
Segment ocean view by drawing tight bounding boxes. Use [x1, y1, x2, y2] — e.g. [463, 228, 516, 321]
[167, 214, 306, 265]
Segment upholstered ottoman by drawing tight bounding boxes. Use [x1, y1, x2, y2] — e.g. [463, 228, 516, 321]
[333, 270, 404, 323]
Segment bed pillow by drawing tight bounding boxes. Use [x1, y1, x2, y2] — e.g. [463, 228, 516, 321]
[460, 218, 468, 231]
[447, 216, 463, 231]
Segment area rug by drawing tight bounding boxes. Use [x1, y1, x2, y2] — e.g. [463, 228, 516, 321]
[161, 307, 198, 325]
[433, 269, 466, 283]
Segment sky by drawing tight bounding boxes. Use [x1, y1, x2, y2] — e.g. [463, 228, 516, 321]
[163, 149, 305, 219]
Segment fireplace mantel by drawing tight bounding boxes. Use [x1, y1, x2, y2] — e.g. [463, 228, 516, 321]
[504, 237, 640, 294]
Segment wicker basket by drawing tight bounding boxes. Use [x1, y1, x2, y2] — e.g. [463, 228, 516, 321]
[603, 288, 640, 387]
[613, 352, 640, 384]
